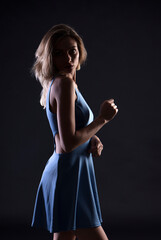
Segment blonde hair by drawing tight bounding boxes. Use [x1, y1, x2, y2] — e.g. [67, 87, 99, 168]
[31, 24, 87, 108]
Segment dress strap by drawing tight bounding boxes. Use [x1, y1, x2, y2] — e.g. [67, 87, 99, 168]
[46, 79, 55, 108]
[49, 78, 55, 88]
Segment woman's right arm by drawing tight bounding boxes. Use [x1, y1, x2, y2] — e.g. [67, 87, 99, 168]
[54, 77, 118, 153]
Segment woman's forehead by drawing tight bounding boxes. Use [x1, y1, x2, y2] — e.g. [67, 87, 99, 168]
[54, 36, 77, 50]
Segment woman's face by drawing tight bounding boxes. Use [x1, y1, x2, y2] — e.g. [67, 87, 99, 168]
[53, 36, 80, 77]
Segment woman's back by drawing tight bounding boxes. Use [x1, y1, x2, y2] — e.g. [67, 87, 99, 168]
[47, 77, 78, 154]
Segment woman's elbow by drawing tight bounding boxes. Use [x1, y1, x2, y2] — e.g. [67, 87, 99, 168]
[60, 139, 75, 153]
[59, 131, 79, 153]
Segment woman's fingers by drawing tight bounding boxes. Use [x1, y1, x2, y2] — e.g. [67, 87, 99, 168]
[99, 99, 118, 122]
[89, 144, 103, 157]
[91, 144, 103, 151]
[111, 102, 118, 109]
[108, 98, 114, 103]
[88, 135, 104, 157]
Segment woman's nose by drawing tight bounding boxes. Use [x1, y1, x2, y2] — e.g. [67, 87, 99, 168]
[65, 53, 71, 62]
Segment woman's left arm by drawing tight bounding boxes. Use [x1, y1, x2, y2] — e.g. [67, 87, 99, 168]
[88, 135, 103, 157]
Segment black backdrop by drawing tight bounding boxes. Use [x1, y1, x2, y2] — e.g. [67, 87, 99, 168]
[1, 1, 161, 239]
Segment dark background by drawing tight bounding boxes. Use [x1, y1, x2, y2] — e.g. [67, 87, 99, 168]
[1, 1, 161, 239]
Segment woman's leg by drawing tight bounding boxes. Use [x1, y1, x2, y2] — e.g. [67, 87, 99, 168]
[75, 226, 109, 240]
[53, 230, 76, 240]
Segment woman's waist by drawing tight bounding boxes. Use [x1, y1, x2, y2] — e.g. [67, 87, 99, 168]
[53, 139, 91, 157]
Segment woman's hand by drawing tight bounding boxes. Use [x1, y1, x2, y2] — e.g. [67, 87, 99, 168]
[99, 99, 118, 123]
[88, 135, 103, 157]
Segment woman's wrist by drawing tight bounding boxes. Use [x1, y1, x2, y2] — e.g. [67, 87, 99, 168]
[97, 115, 109, 125]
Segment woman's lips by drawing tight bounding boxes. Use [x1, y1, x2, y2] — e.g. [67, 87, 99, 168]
[64, 65, 74, 70]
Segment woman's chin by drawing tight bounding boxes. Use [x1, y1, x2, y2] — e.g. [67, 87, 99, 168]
[58, 70, 75, 78]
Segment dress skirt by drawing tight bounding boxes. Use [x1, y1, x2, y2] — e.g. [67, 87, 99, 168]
[31, 140, 103, 233]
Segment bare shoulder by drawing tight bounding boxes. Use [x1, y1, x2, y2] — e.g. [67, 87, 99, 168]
[55, 76, 75, 87]
[53, 76, 75, 95]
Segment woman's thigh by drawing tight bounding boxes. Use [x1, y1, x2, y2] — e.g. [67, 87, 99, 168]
[53, 230, 76, 240]
[75, 226, 109, 240]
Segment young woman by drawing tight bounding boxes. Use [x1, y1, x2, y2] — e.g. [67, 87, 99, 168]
[31, 24, 118, 240]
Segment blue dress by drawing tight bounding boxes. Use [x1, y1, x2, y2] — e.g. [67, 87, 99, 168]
[31, 79, 103, 233]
